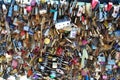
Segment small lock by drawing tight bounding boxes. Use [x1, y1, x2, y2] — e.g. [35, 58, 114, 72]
[38, 57, 43, 62]
[44, 38, 50, 45]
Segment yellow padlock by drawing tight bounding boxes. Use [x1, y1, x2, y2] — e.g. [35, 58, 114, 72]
[44, 38, 50, 44]
[39, 58, 43, 62]
[118, 61, 120, 67]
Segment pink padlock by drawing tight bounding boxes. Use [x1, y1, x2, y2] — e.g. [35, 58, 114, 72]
[31, 0, 36, 6]
[26, 6, 32, 12]
[91, 0, 99, 9]
[12, 60, 18, 69]
[113, 65, 118, 69]
[82, 40, 88, 45]
[102, 75, 108, 80]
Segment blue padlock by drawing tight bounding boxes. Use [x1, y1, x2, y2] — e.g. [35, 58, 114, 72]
[7, 7, 13, 17]
[28, 29, 34, 35]
[14, 5, 19, 11]
[114, 30, 120, 37]
[53, 11, 58, 21]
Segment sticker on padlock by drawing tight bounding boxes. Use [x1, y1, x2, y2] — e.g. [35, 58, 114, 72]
[23, 26, 30, 31]
[39, 9, 47, 14]
[69, 28, 77, 39]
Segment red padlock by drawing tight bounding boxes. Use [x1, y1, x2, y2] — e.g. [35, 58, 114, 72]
[20, 30, 25, 36]
[27, 69, 33, 77]
[71, 58, 78, 65]
[56, 47, 63, 56]
[91, 0, 99, 9]
[107, 2, 113, 12]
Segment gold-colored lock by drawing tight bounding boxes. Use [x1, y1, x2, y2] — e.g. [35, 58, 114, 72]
[10, 69, 18, 74]
[26, 32, 29, 39]
[44, 38, 50, 45]
[34, 32, 38, 41]
[118, 61, 120, 67]
[38, 57, 43, 62]
[78, 75, 82, 79]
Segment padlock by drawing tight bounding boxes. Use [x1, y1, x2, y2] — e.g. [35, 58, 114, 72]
[2, 4, 7, 12]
